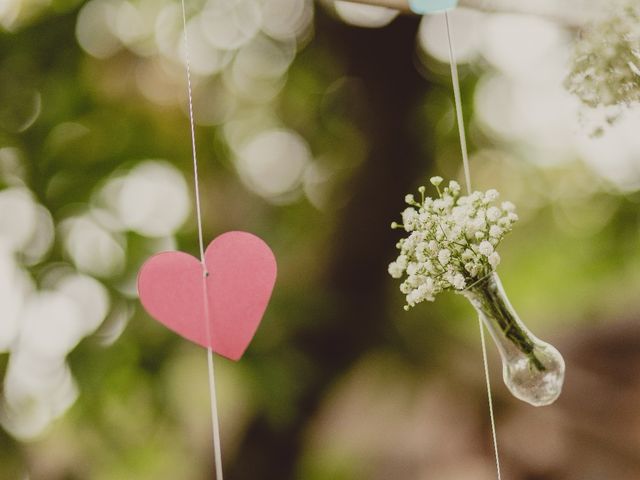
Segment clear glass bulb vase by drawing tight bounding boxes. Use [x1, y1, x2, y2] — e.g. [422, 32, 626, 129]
[461, 272, 565, 406]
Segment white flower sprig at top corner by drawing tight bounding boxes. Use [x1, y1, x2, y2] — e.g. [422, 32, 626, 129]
[388, 176, 519, 309]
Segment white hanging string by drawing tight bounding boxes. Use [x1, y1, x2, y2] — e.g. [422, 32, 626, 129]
[444, 11, 502, 480]
[179, 0, 224, 478]
[444, 12, 471, 196]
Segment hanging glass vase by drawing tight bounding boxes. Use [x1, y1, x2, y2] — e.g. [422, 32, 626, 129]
[461, 272, 565, 406]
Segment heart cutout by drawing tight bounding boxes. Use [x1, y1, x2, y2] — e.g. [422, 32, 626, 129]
[137, 231, 277, 360]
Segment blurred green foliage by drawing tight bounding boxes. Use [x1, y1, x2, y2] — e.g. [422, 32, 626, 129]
[1, 2, 640, 480]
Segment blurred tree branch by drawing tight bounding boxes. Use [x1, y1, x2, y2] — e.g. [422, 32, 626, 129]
[343, 0, 608, 27]
[228, 8, 432, 480]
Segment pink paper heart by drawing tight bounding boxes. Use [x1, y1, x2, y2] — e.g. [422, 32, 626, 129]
[137, 231, 277, 361]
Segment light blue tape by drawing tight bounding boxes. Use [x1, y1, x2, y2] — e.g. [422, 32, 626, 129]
[408, 0, 457, 14]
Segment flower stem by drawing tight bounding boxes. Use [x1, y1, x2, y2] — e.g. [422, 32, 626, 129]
[469, 277, 546, 372]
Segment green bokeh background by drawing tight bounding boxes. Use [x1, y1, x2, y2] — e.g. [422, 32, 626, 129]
[1, 2, 639, 479]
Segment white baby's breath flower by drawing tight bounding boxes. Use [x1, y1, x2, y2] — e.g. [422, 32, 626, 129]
[389, 178, 518, 309]
[438, 249, 451, 265]
[485, 189, 499, 202]
[402, 208, 418, 232]
[487, 207, 502, 222]
[468, 217, 486, 235]
[430, 176, 443, 187]
[501, 201, 516, 212]
[388, 262, 404, 278]
[566, 1, 640, 131]
[407, 274, 419, 287]
[478, 240, 494, 257]
[488, 252, 501, 268]
[465, 262, 479, 276]
[424, 260, 435, 274]
[407, 289, 420, 307]
[489, 225, 503, 238]
[406, 262, 419, 276]
[498, 217, 511, 228]
[451, 273, 466, 290]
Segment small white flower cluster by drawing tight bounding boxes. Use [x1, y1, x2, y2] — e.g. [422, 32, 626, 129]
[388, 177, 518, 309]
[565, 2, 640, 120]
